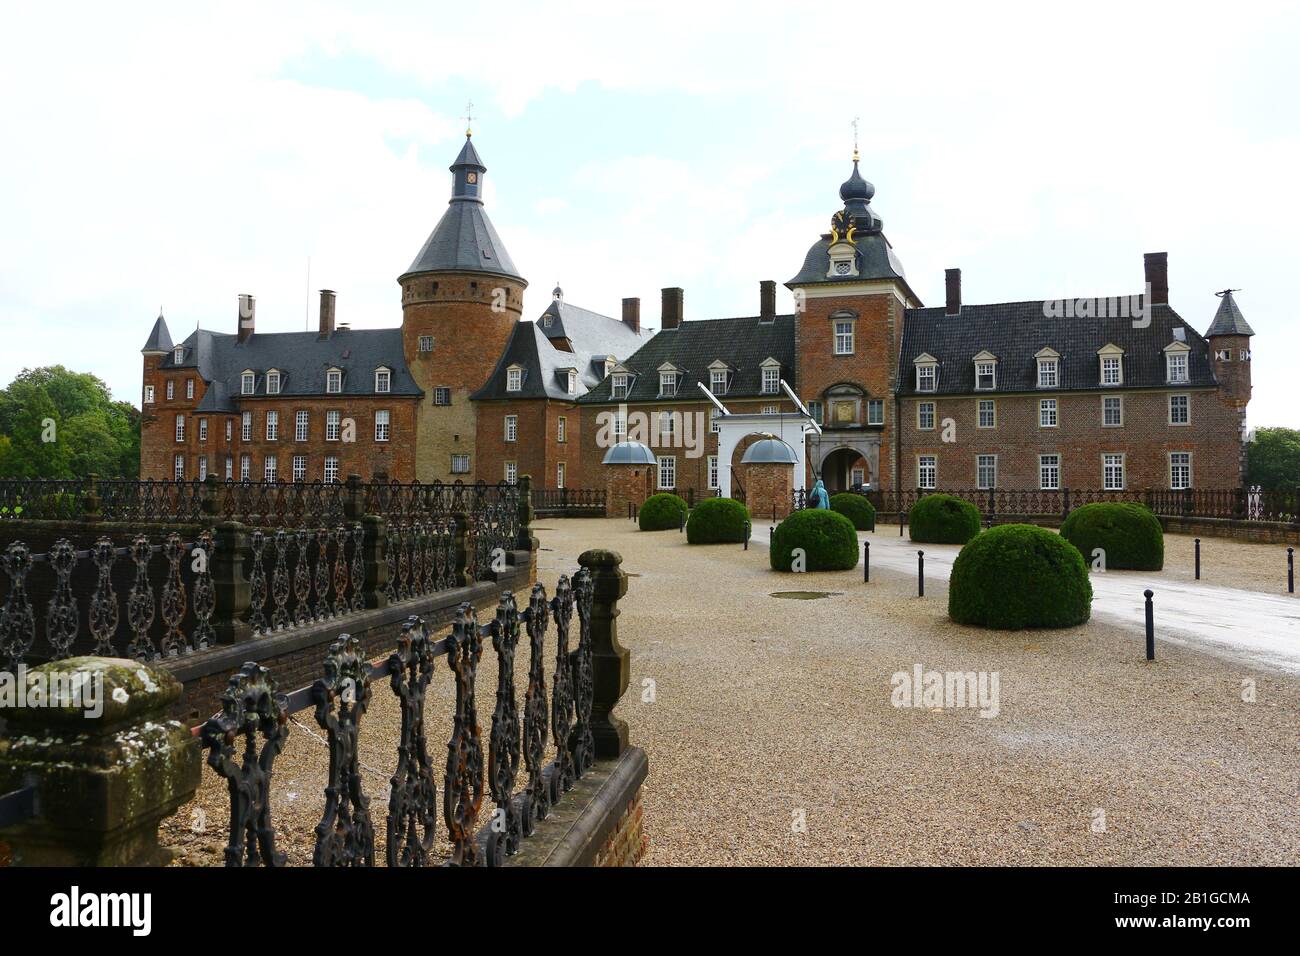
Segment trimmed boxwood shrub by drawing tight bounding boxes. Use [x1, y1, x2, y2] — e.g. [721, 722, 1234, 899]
[830, 493, 876, 531]
[770, 508, 859, 572]
[948, 524, 1092, 629]
[638, 493, 688, 531]
[1060, 502, 1164, 571]
[909, 493, 981, 544]
[686, 496, 750, 544]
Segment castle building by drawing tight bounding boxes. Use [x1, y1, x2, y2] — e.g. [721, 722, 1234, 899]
[141, 135, 1253, 497]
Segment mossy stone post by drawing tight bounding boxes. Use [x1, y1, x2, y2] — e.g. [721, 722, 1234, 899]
[362, 514, 388, 609]
[83, 473, 102, 522]
[343, 473, 364, 521]
[200, 473, 220, 517]
[517, 474, 538, 582]
[453, 511, 474, 588]
[212, 520, 253, 644]
[0, 657, 201, 866]
[577, 548, 630, 760]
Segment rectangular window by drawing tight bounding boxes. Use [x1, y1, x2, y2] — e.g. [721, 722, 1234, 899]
[762, 405, 777, 415]
[917, 401, 935, 431]
[325, 410, 340, 441]
[175, 414, 185, 442]
[917, 455, 937, 490]
[566, 371, 576, 395]
[186, 378, 195, 399]
[1167, 352, 1189, 383]
[198, 417, 208, 442]
[375, 410, 390, 442]
[807, 400, 823, 425]
[1170, 452, 1192, 490]
[611, 374, 629, 399]
[433, 387, 451, 405]
[1103, 453, 1125, 491]
[241, 411, 252, 442]
[144, 384, 155, 403]
[975, 362, 997, 390]
[1039, 454, 1060, 491]
[708, 455, 719, 490]
[614, 409, 626, 439]
[659, 371, 676, 397]
[557, 416, 566, 442]
[324, 456, 339, 483]
[266, 371, 280, 395]
[657, 455, 676, 490]
[264, 456, 277, 482]
[851, 467, 865, 486]
[977, 399, 995, 429]
[174, 454, 185, 479]
[1101, 356, 1122, 385]
[1036, 359, 1058, 388]
[507, 368, 522, 392]
[295, 410, 308, 441]
[834, 320, 854, 355]
[1039, 398, 1058, 428]
[418, 335, 434, 352]
[1103, 395, 1123, 427]
[659, 411, 676, 442]
[505, 461, 517, 484]
[225, 419, 232, 442]
[1169, 394, 1190, 425]
[292, 455, 307, 482]
[241, 372, 254, 395]
[224, 456, 233, 480]
[451, 454, 470, 474]
[166, 380, 175, 400]
[240, 454, 251, 480]
[326, 370, 342, 394]
[917, 365, 937, 392]
[265, 410, 278, 441]
[976, 454, 997, 490]
[174, 346, 184, 364]
[710, 406, 721, 433]
[761, 366, 780, 394]
[867, 399, 884, 426]
[710, 369, 728, 394]
[556, 462, 566, 489]
[375, 369, 391, 393]
[504, 414, 517, 442]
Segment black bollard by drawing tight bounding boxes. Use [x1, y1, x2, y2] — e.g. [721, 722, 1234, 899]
[680, 508, 685, 533]
[1289, 548, 1295, 594]
[864, 540, 870, 583]
[1144, 589, 1155, 660]
[918, 550, 924, 597]
[744, 519, 749, 551]
[1195, 538, 1201, 580]
[900, 510, 905, 537]
[772, 503, 777, 523]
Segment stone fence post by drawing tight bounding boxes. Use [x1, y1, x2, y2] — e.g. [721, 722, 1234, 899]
[82, 473, 102, 522]
[577, 548, 630, 759]
[212, 520, 253, 644]
[518, 474, 538, 582]
[0, 657, 200, 866]
[453, 511, 473, 588]
[361, 514, 388, 609]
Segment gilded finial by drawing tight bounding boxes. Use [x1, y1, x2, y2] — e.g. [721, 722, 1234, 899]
[463, 99, 475, 137]
[851, 116, 860, 163]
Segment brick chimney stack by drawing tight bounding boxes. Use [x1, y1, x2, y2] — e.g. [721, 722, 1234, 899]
[661, 287, 683, 330]
[945, 269, 961, 315]
[622, 297, 641, 334]
[760, 280, 776, 323]
[318, 289, 336, 340]
[237, 293, 256, 343]
[1144, 252, 1169, 306]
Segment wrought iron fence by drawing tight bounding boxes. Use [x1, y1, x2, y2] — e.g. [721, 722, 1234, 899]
[531, 488, 607, 516]
[199, 570, 595, 867]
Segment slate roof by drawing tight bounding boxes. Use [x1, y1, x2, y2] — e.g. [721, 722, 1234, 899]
[141, 313, 174, 353]
[787, 231, 913, 292]
[578, 313, 797, 405]
[471, 298, 650, 402]
[159, 327, 420, 413]
[1206, 291, 1255, 337]
[896, 298, 1217, 396]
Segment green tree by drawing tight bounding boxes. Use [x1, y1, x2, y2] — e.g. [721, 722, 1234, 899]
[1246, 427, 1300, 491]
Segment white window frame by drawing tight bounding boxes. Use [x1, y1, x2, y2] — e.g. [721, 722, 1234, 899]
[566, 370, 576, 395]
[1166, 352, 1189, 384]
[1169, 452, 1192, 490]
[1102, 395, 1123, 427]
[917, 455, 937, 490]
[166, 380, 175, 400]
[263, 456, 277, 482]
[265, 410, 278, 442]
[325, 410, 340, 442]
[1037, 358, 1059, 388]
[504, 461, 517, 484]
[976, 454, 997, 490]
[657, 455, 676, 491]
[241, 372, 255, 395]
[504, 414, 518, 442]
[144, 384, 155, 404]
[292, 455, 307, 482]
[173, 346, 184, 365]
[418, 334, 434, 353]
[324, 456, 339, 483]
[240, 454, 251, 480]
[1168, 393, 1190, 425]
[1103, 453, 1125, 491]
[710, 406, 721, 433]
[1039, 454, 1060, 491]
[977, 399, 995, 429]
[917, 401, 936, 431]
[557, 416, 566, 442]
[710, 368, 728, 395]
[834, 319, 855, 356]
[613, 409, 626, 440]
[295, 410, 308, 441]
[851, 467, 865, 486]
[1039, 398, 1058, 428]
[175, 414, 185, 442]
[326, 369, 342, 394]
[659, 411, 676, 442]
[266, 370, 280, 395]
[611, 373, 629, 399]
[974, 361, 997, 391]
[708, 455, 719, 490]
[375, 409, 390, 442]
[198, 417, 207, 442]
[659, 371, 677, 397]
[224, 456, 233, 480]
[867, 399, 884, 426]
[225, 419, 232, 441]
[186, 378, 195, 399]
[916, 364, 937, 392]
[374, 369, 391, 394]
[241, 411, 252, 442]
[761, 366, 780, 395]
[1101, 355, 1122, 385]
[556, 461, 566, 489]
[806, 400, 823, 426]
[451, 454, 470, 475]
[507, 367, 523, 392]
[174, 454, 185, 479]
[433, 387, 451, 406]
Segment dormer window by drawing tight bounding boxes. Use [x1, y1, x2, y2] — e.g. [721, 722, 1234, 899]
[266, 369, 281, 395]
[761, 361, 781, 395]
[973, 352, 998, 391]
[1098, 344, 1124, 385]
[710, 368, 728, 395]
[542, 314, 553, 328]
[1164, 343, 1191, 384]
[659, 372, 676, 397]
[241, 371, 255, 395]
[611, 373, 629, 399]
[506, 366, 523, 392]
[374, 368, 391, 393]
[1034, 349, 1060, 388]
[914, 353, 939, 392]
[566, 370, 576, 395]
[326, 368, 342, 394]
[173, 346, 184, 364]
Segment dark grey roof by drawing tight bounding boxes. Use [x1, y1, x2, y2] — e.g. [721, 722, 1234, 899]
[1206, 291, 1255, 337]
[578, 313, 797, 405]
[897, 298, 1217, 396]
[471, 298, 650, 402]
[602, 441, 657, 465]
[787, 231, 912, 290]
[141, 313, 173, 353]
[164, 327, 420, 413]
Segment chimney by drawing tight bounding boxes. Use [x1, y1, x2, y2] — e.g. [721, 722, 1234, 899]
[621, 297, 641, 334]
[318, 289, 336, 339]
[661, 287, 683, 330]
[237, 293, 256, 342]
[1144, 252, 1169, 306]
[759, 280, 776, 323]
[945, 268, 961, 315]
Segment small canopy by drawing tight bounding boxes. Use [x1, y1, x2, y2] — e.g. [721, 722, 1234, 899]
[740, 436, 799, 465]
[602, 441, 657, 465]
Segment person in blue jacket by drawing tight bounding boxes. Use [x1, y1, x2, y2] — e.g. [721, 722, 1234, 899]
[809, 478, 830, 509]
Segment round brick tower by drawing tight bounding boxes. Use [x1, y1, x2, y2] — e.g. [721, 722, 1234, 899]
[400, 131, 527, 482]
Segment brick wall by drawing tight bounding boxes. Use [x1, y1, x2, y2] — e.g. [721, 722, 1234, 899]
[593, 788, 648, 867]
[604, 464, 654, 517]
[745, 462, 794, 520]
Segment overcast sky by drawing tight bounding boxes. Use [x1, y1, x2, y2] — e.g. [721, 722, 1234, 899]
[2, 1, 1297, 426]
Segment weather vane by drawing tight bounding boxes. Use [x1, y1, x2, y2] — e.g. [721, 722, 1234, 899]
[1215, 288, 1241, 297]
[463, 99, 475, 137]
[851, 116, 860, 162]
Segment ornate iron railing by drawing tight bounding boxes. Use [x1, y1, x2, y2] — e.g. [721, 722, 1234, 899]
[199, 569, 595, 867]
[531, 488, 607, 516]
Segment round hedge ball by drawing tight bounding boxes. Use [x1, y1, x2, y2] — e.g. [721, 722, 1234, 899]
[830, 493, 876, 531]
[638, 492, 688, 531]
[686, 496, 751, 544]
[909, 493, 982, 544]
[948, 523, 1092, 629]
[1060, 502, 1164, 571]
[770, 508, 859, 572]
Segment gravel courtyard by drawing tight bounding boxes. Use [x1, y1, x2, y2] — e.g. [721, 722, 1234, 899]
[163, 519, 1300, 867]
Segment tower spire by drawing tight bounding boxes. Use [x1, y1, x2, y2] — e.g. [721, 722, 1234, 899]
[462, 99, 475, 138]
